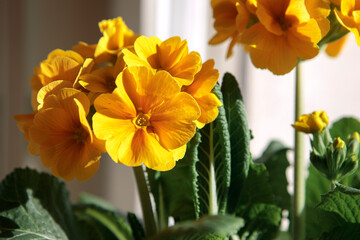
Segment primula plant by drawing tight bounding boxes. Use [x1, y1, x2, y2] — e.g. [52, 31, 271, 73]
[1, 1, 360, 240]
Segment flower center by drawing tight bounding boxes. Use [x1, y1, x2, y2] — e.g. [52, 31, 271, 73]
[73, 127, 88, 143]
[134, 113, 150, 128]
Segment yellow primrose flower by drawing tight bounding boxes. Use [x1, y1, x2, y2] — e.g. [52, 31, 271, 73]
[93, 66, 200, 171]
[14, 113, 40, 156]
[95, 17, 139, 63]
[241, 0, 325, 75]
[122, 36, 202, 86]
[29, 87, 104, 181]
[209, 0, 257, 57]
[292, 110, 329, 133]
[72, 41, 97, 59]
[334, 0, 360, 46]
[30, 49, 85, 110]
[182, 59, 222, 128]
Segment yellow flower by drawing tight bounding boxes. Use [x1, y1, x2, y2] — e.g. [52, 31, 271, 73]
[325, 34, 349, 57]
[209, 0, 257, 57]
[30, 49, 85, 110]
[241, 0, 325, 75]
[93, 66, 200, 171]
[29, 87, 104, 181]
[334, 0, 360, 46]
[14, 113, 40, 156]
[122, 36, 202, 86]
[95, 17, 139, 63]
[182, 59, 222, 128]
[72, 41, 97, 59]
[292, 110, 329, 133]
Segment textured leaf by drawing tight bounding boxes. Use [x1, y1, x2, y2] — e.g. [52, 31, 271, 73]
[0, 168, 80, 240]
[73, 204, 134, 240]
[221, 72, 251, 214]
[235, 163, 281, 240]
[254, 141, 291, 211]
[197, 84, 231, 216]
[150, 132, 201, 224]
[305, 165, 331, 239]
[238, 203, 282, 240]
[319, 223, 360, 240]
[149, 215, 244, 240]
[78, 192, 117, 212]
[317, 186, 360, 223]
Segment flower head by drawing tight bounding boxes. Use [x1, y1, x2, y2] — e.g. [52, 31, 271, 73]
[241, 0, 327, 75]
[30, 49, 86, 110]
[95, 17, 139, 63]
[122, 36, 202, 86]
[292, 110, 329, 133]
[334, 0, 360, 46]
[93, 66, 200, 170]
[182, 59, 222, 128]
[29, 87, 104, 181]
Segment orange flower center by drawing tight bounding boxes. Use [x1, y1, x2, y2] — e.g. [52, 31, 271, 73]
[134, 113, 150, 128]
[73, 127, 89, 143]
[106, 76, 116, 92]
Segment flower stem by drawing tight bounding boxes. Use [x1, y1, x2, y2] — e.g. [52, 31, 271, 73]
[293, 63, 306, 240]
[133, 166, 158, 237]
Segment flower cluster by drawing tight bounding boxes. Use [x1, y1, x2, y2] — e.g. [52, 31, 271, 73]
[210, 0, 358, 75]
[293, 111, 359, 181]
[15, 17, 222, 181]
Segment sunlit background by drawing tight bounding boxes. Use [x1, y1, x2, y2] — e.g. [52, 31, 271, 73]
[1, 0, 360, 219]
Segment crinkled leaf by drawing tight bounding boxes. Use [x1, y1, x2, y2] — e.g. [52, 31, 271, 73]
[197, 84, 231, 216]
[319, 223, 360, 240]
[254, 140, 291, 211]
[317, 186, 360, 223]
[236, 164, 280, 239]
[221, 72, 251, 214]
[238, 203, 282, 240]
[72, 204, 134, 240]
[148, 132, 201, 225]
[0, 168, 80, 240]
[149, 215, 244, 240]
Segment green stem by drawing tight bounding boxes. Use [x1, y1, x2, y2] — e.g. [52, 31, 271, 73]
[293, 63, 306, 240]
[209, 122, 218, 215]
[158, 183, 168, 230]
[331, 181, 336, 191]
[133, 166, 158, 237]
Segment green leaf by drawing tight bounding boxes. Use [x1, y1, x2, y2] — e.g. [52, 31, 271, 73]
[149, 215, 244, 240]
[0, 168, 80, 240]
[235, 164, 281, 240]
[255, 141, 291, 211]
[72, 204, 134, 240]
[319, 223, 360, 240]
[149, 132, 201, 225]
[305, 165, 331, 238]
[329, 117, 360, 140]
[78, 192, 117, 212]
[197, 84, 231, 216]
[221, 72, 251, 214]
[237, 203, 282, 240]
[127, 212, 145, 240]
[317, 186, 360, 223]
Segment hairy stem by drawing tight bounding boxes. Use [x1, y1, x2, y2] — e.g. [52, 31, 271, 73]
[208, 122, 218, 215]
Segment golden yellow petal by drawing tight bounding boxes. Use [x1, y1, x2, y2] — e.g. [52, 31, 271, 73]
[151, 92, 199, 149]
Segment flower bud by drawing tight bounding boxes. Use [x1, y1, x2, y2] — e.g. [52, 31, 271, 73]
[292, 110, 329, 133]
[346, 132, 360, 162]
